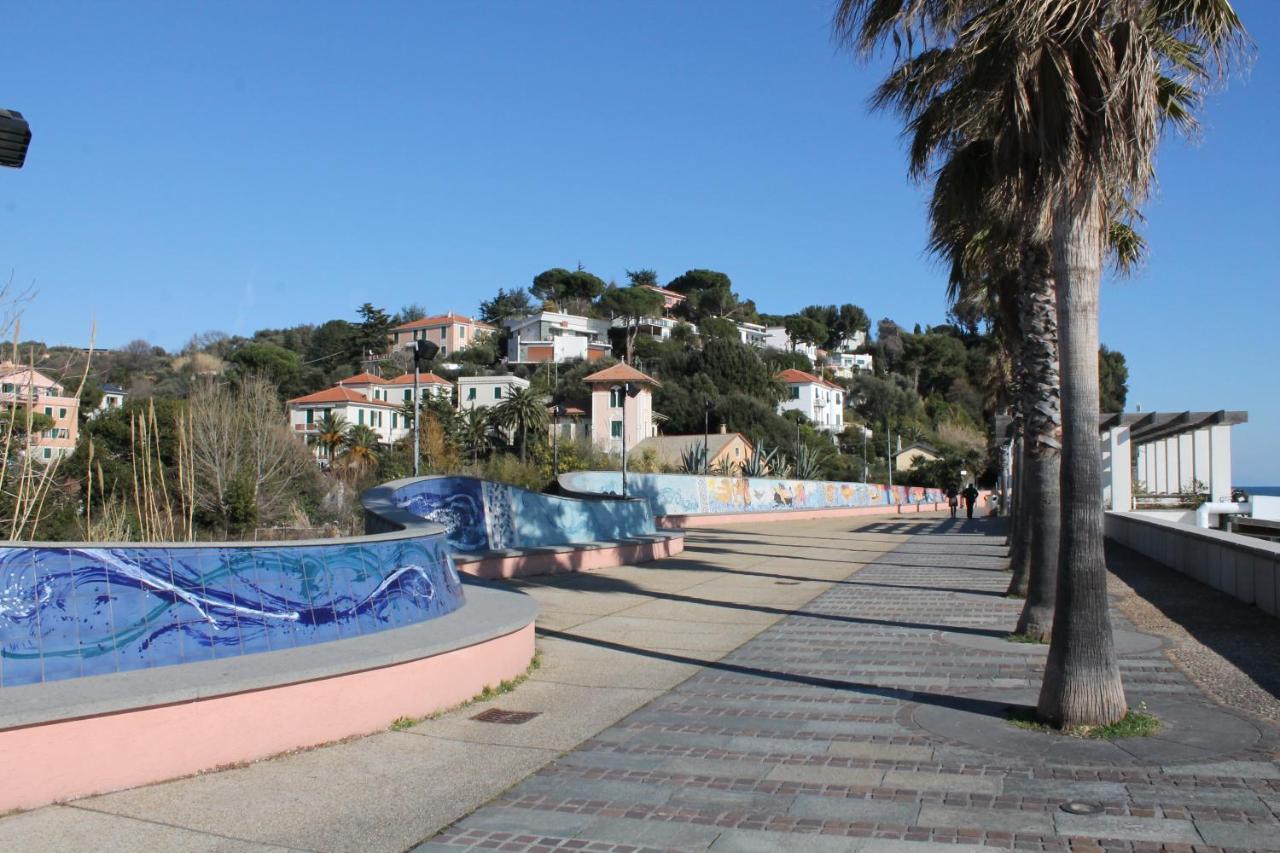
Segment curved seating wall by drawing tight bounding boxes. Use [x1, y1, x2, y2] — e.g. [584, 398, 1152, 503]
[377, 475, 657, 553]
[0, 528, 463, 688]
[558, 471, 946, 518]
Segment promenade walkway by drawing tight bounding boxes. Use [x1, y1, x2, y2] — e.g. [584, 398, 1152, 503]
[424, 518, 1280, 852]
[3, 516, 1278, 851]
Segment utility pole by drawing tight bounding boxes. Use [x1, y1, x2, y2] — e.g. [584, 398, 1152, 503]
[862, 427, 868, 482]
[886, 419, 893, 492]
[619, 383, 630, 498]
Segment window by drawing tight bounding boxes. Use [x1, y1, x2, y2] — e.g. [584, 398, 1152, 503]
[358, 409, 365, 425]
[440, 346, 447, 355]
[494, 387, 502, 399]
[735, 447, 741, 458]
[404, 389, 411, 401]
[306, 409, 314, 424]
[58, 408, 66, 418]
[609, 388, 624, 407]
[610, 421, 622, 438]
[391, 413, 397, 429]
[43, 448, 50, 459]
[467, 387, 477, 400]
[790, 387, 800, 400]
[44, 406, 52, 417]
[1, 383, 9, 393]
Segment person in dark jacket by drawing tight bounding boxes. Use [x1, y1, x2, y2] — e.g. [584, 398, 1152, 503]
[961, 484, 979, 519]
[945, 486, 959, 519]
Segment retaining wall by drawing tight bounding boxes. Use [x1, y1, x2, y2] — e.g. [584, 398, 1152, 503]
[558, 471, 947, 522]
[1106, 511, 1280, 616]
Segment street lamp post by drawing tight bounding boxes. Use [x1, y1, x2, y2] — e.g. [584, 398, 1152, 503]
[552, 404, 563, 479]
[703, 398, 712, 475]
[613, 384, 630, 497]
[412, 340, 438, 477]
[0, 109, 32, 169]
[862, 426, 869, 482]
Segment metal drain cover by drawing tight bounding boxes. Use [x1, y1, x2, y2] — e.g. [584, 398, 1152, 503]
[1060, 801, 1104, 816]
[471, 708, 540, 725]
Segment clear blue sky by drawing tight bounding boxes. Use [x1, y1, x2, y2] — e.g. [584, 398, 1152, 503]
[3, 1, 1276, 483]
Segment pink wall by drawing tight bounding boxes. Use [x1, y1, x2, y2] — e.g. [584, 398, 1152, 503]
[0, 624, 534, 812]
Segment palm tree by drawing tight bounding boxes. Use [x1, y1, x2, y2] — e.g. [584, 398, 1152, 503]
[457, 407, 499, 465]
[836, 0, 1248, 726]
[315, 411, 348, 462]
[339, 423, 380, 480]
[493, 386, 549, 463]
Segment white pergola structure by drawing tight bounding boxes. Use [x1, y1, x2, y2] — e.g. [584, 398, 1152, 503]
[995, 410, 1248, 513]
[1103, 411, 1248, 508]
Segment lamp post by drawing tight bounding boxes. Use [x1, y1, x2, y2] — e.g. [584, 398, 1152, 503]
[552, 404, 563, 478]
[613, 383, 630, 497]
[862, 426, 869, 482]
[412, 339, 438, 477]
[886, 419, 893, 493]
[703, 398, 713, 475]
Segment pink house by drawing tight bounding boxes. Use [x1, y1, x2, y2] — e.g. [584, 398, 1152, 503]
[583, 363, 660, 455]
[0, 363, 79, 462]
[644, 286, 686, 315]
[389, 312, 496, 357]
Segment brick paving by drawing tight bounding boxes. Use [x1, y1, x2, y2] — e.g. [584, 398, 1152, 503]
[419, 517, 1280, 852]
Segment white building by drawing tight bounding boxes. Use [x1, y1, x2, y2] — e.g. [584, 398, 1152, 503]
[505, 311, 612, 364]
[457, 374, 531, 411]
[384, 372, 454, 405]
[776, 369, 845, 436]
[833, 330, 868, 353]
[287, 386, 409, 450]
[827, 351, 874, 379]
[91, 383, 126, 419]
[763, 326, 819, 361]
[734, 320, 768, 348]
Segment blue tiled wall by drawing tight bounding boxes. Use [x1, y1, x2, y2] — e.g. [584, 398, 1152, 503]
[559, 472, 946, 518]
[389, 476, 656, 552]
[0, 533, 463, 687]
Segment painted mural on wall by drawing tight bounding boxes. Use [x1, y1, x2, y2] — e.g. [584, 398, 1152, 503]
[559, 472, 945, 518]
[0, 534, 463, 688]
[391, 476, 656, 554]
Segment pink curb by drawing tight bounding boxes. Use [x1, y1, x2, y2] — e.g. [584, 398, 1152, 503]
[0, 623, 534, 812]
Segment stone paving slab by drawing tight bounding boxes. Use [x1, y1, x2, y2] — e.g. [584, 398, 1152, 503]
[427, 517, 1280, 851]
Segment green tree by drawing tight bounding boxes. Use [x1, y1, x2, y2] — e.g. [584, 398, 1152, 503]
[479, 288, 533, 324]
[665, 269, 739, 322]
[597, 285, 665, 363]
[315, 410, 348, 461]
[493, 385, 549, 463]
[697, 317, 740, 342]
[228, 342, 302, 393]
[355, 303, 393, 358]
[396, 304, 427, 324]
[1099, 346, 1129, 413]
[340, 424, 380, 480]
[783, 315, 827, 352]
[625, 269, 659, 288]
[530, 267, 607, 314]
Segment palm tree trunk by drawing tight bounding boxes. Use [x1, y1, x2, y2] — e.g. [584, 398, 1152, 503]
[1037, 186, 1126, 728]
[1015, 245, 1061, 641]
[1006, 437, 1032, 596]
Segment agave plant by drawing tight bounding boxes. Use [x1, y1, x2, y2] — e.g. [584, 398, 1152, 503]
[739, 447, 769, 477]
[792, 443, 825, 481]
[709, 459, 736, 477]
[678, 443, 707, 475]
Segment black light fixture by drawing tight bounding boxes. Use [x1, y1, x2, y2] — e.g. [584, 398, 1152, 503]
[0, 110, 32, 169]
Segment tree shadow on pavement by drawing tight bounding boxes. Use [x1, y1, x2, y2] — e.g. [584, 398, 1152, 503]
[536, 626, 1017, 720]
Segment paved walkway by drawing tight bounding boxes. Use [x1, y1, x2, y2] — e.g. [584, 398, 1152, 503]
[423, 518, 1280, 852]
[4, 516, 1278, 852]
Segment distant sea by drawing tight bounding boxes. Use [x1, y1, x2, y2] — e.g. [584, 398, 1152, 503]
[1238, 485, 1280, 497]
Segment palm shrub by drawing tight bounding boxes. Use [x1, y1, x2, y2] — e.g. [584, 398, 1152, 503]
[339, 424, 380, 481]
[315, 411, 347, 461]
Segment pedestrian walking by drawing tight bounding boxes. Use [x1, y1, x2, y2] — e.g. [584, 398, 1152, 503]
[945, 485, 959, 519]
[961, 483, 979, 519]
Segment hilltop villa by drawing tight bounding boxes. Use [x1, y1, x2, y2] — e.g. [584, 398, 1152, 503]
[776, 368, 845, 437]
[389, 312, 495, 356]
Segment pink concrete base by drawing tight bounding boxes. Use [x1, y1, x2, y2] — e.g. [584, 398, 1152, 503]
[0, 623, 534, 813]
[456, 535, 685, 580]
[657, 503, 951, 529]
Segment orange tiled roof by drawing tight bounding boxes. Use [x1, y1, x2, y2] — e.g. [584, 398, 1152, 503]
[287, 386, 403, 408]
[583, 363, 661, 387]
[336, 372, 388, 385]
[392, 313, 496, 331]
[385, 372, 453, 386]
[775, 369, 842, 391]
